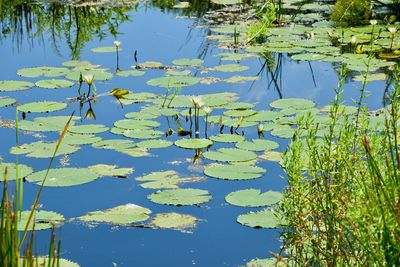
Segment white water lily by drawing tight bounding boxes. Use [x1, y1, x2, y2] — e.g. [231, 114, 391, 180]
[84, 74, 94, 86]
[351, 35, 357, 44]
[258, 124, 264, 133]
[204, 106, 213, 115]
[370, 19, 377, 26]
[388, 27, 397, 35]
[114, 40, 121, 48]
[191, 96, 203, 108]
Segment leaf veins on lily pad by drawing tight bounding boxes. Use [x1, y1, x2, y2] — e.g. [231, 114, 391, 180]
[148, 188, 212, 206]
[77, 204, 151, 225]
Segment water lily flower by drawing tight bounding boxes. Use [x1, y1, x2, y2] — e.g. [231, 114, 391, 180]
[351, 35, 357, 44]
[114, 40, 121, 48]
[388, 27, 397, 35]
[84, 74, 94, 86]
[370, 19, 377, 26]
[258, 124, 264, 133]
[204, 106, 213, 115]
[191, 96, 203, 108]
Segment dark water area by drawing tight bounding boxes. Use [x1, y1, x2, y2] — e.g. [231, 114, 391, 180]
[0, 1, 392, 266]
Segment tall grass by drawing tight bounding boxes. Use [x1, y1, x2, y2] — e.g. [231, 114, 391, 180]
[0, 111, 74, 266]
[279, 62, 400, 265]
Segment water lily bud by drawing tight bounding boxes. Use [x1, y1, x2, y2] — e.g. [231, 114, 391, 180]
[204, 106, 213, 115]
[369, 19, 377, 26]
[351, 35, 357, 44]
[84, 74, 94, 86]
[258, 124, 264, 133]
[114, 41, 121, 48]
[388, 27, 397, 35]
[191, 96, 203, 108]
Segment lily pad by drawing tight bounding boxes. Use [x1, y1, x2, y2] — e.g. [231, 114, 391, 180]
[148, 188, 212, 206]
[17, 66, 70, 78]
[114, 119, 160, 130]
[0, 162, 33, 181]
[116, 70, 145, 77]
[212, 64, 249, 72]
[237, 209, 280, 228]
[0, 80, 34, 92]
[166, 69, 192, 76]
[125, 111, 159, 120]
[11, 141, 80, 158]
[270, 98, 315, 110]
[175, 138, 213, 149]
[91, 46, 120, 53]
[235, 140, 279, 152]
[259, 151, 283, 163]
[224, 75, 259, 83]
[123, 129, 165, 139]
[88, 164, 133, 178]
[151, 212, 199, 231]
[26, 167, 101, 187]
[35, 79, 75, 89]
[68, 124, 109, 134]
[209, 134, 245, 143]
[246, 258, 286, 267]
[225, 189, 283, 207]
[136, 139, 173, 149]
[18, 210, 65, 231]
[136, 170, 204, 189]
[78, 204, 151, 225]
[18, 116, 79, 132]
[65, 70, 113, 81]
[0, 96, 16, 107]
[21, 258, 80, 267]
[224, 109, 257, 117]
[63, 133, 101, 145]
[18, 101, 67, 113]
[204, 164, 265, 180]
[203, 148, 257, 162]
[172, 58, 204, 66]
[147, 76, 201, 88]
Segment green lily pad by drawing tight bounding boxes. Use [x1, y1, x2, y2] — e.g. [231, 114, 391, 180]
[224, 109, 257, 117]
[18, 210, 65, 231]
[237, 209, 280, 228]
[211, 0, 242, 5]
[235, 140, 279, 152]
[35, 79, 75, 89]
[225, 189, 283, 207]
[270, 98, 315, 110]
[18, 116, 79, 132]
[148, 188, 212, 206]
[65, 70, 113, 81]
[136, 61, 163, 69]
[26, 167, 101, 187]
[114, 119, 160, 130]
[166, 69, 192, 76]
[172, 58, 204, 66]
[150, 212, 199, 231]
[123, 129, 165, 139]
[0, 80, 34, 92]
[247, 111, 282, 122]
[68, 124, 109, 134]
[63, 60, 92, 67]
[63, 133, 101, 145]
[91, 46, 120, 53]
[20, 258, 80, 267]
[224, 75, 259, 83]
[212, 64, 249, 72]
[223, 102, 255, 110]
[18, 101, 67, 113]
[270, 125, 295, 138]
[125, 111, 159, 120]
[147, 76, 201, 88]
[216, 52, 257, 61]
[11, 141, 80, 158]
[92, 139, 136, 150]
[175, 138, 213, 149]
[116, 70, 145, 77]
[203, 148, 257, 162]
[0, 96, 16, 107]
[259, 151, 283, 163]
[246, 258, 286, 267]
[136, 170, 204, 189]
[17, 66, 70, 78]
[209, 134, 245, 143]
[78, 204, 151, 225]
[88, 164, 133, 178]
[0, 163, 33, 181]
[204, 164, 265, 180]
[136, 139, 173, 149]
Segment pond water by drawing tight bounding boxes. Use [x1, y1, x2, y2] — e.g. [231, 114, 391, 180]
[0, 1, 396, 267]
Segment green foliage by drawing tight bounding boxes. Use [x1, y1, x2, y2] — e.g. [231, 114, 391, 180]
[279, 66, 400, 265]
[330, 0, 372, 26]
